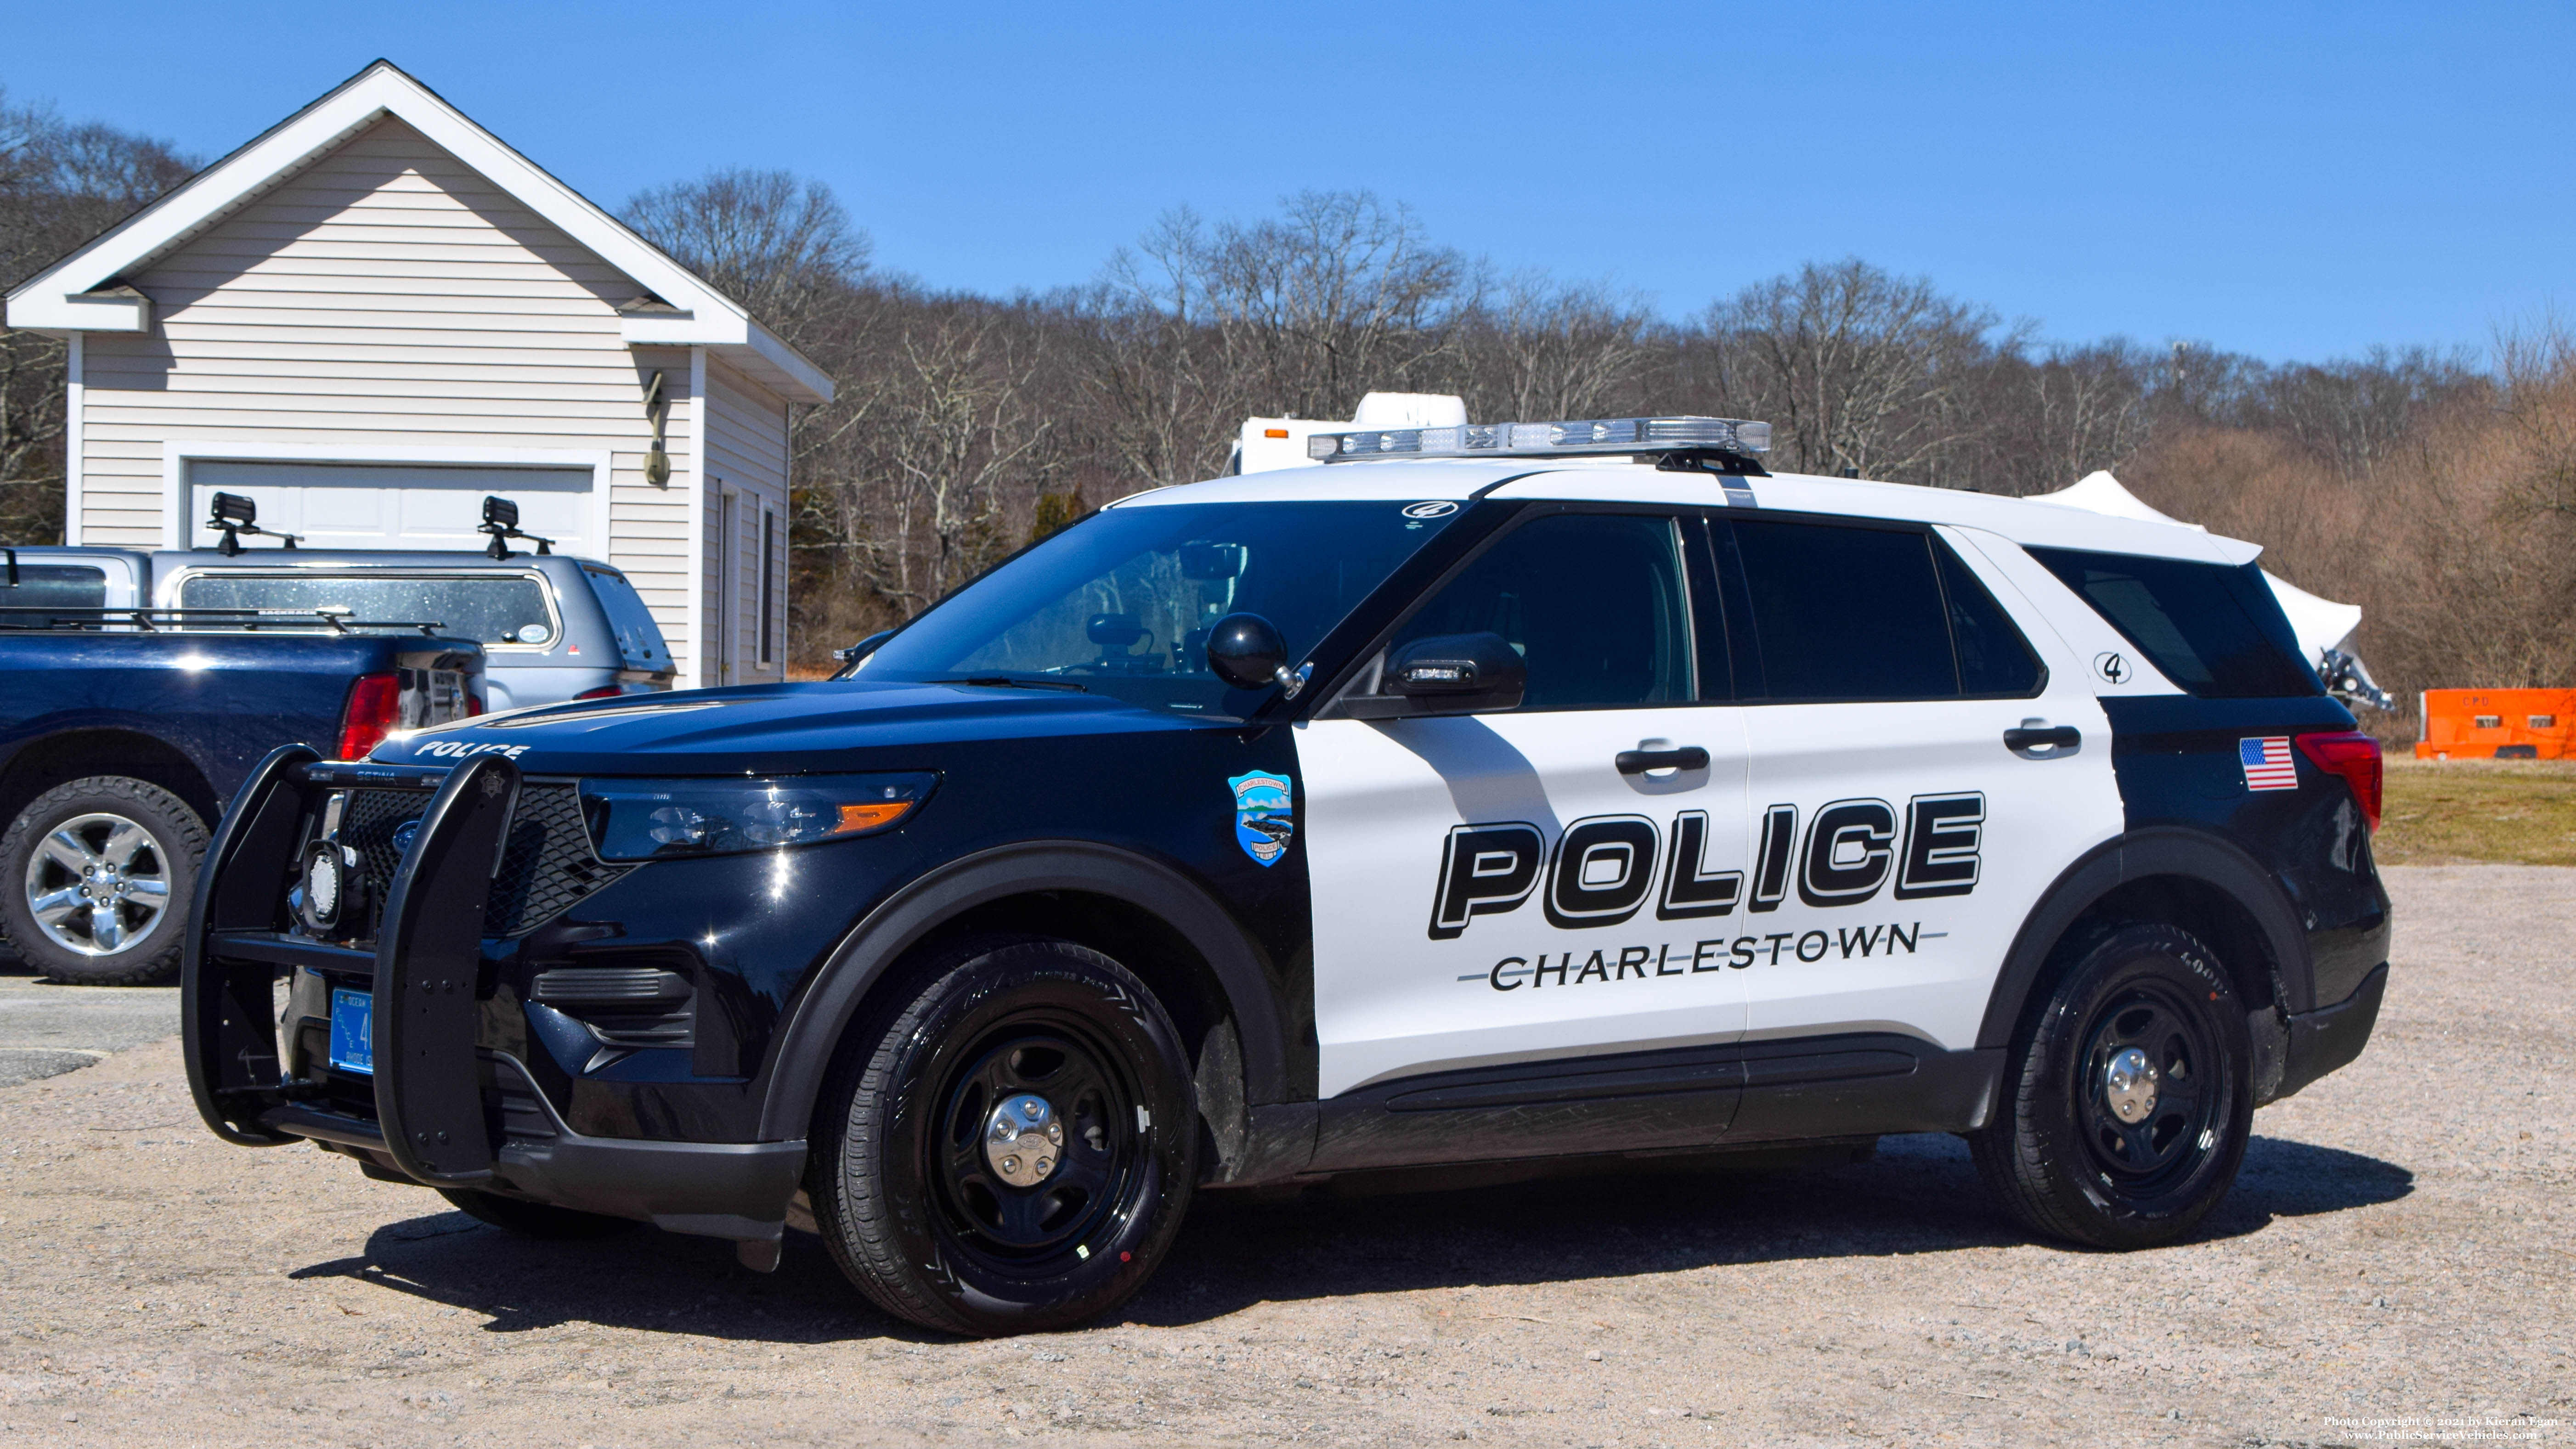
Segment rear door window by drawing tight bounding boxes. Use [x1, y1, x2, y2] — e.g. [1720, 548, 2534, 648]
[1726, 519, 1956, 701]
[1721, 518, 2044, 701]
[2027, 549, 2319, 699]
[582, 566, 672, 670]
[176, 572, 558, 647]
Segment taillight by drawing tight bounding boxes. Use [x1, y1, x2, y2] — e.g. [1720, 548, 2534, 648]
[574, 685, 623, 700]
[466, 691, 486, 716]
[2295, 731, 2383, 831]
[338, 672, 401, 761]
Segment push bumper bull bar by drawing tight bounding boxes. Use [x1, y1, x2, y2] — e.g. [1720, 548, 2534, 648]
[181, 746, 804, 1265]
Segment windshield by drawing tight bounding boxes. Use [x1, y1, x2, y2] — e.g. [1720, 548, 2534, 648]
[177, 572, 558, 646]
[852, 500, 1462, 714]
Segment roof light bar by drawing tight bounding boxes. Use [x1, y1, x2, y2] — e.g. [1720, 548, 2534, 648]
[1306, 415, 1771, 462]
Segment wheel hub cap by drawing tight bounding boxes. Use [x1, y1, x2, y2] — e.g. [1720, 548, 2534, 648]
[2103, 1046, 2159, 1122]
[23, 812, 169, 958]
[984, 1094, 1064, 1187]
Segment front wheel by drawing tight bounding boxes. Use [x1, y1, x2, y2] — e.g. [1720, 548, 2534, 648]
[1971, 923, 2253, 1249]
[808, 939, 1198, 1336]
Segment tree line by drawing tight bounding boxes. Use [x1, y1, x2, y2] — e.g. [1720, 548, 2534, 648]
[3, 92, 2562, 739]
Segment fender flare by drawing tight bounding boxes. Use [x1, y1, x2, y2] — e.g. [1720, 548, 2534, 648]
[755, 840, 1292, 1142]
[1977, 825, 2313, 1050]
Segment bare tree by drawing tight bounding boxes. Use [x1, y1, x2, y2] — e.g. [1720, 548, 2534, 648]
[1081, 192, 1466, 485]
[0, 85, 195, 544]
[1700, 259, 2003, 481]
[624, 168, 870, 342]
[806, 309, 1052, 615]
[1453, 275, 1653, 422]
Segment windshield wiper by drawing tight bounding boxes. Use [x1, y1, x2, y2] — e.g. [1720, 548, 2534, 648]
[928, 676, 1089, 693]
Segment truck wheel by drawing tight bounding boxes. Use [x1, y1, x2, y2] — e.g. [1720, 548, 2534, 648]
[435, 1188, 637, 1239]
[808, 939, 1198, 1336]
[0, 776, 207, 987]
[1971, 923, 2253, 1249]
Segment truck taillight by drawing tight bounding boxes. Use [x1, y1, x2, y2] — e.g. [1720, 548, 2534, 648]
[467, 691, 486, 716]
[574, 685, 623, 700]
[2295, 731, 2383, 831]
[339, 672, 401, 761]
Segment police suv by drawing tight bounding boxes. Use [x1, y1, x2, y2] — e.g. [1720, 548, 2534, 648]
[181, 416, 2390, 1336]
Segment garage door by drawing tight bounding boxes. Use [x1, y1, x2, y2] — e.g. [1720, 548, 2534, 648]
[185, 461, 595, 555]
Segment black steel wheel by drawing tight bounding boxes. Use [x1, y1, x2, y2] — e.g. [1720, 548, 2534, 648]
[809, 939, 1197, 1336]
[1971, 923, 2252, 1249]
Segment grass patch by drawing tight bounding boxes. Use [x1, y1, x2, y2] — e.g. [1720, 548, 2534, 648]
[2376, 759, 2576, 865]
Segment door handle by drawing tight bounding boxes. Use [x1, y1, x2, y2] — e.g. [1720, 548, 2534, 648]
[1616, 746, 1710, 775]
[2004, 724, 2082, 758]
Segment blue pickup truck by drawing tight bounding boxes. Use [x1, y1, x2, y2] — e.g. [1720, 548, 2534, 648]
[0, 574, 484, 985]
[6, 542, 672, 710]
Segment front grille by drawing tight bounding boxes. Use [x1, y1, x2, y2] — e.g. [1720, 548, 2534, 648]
[337, 782, 629, 939]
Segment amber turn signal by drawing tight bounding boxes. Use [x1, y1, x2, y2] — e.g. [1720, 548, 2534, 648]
[835, 800, 917, 835]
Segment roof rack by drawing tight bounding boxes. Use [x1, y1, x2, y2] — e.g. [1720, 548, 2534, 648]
[1305, 414, 1772, 470]
[0, 608, 451, 637]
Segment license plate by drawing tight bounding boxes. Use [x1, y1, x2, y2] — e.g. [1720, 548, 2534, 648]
[329, 987, 374, 1075]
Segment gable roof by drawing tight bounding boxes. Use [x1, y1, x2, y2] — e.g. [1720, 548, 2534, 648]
[4, 60, 831, 404]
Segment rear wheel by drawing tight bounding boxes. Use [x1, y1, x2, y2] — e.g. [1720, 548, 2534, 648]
[808, 939, 1198, 1336]
[1971, 923, 2253, 1249]
[0, 776, 206, 986]
[435, 1188, 637, 1239]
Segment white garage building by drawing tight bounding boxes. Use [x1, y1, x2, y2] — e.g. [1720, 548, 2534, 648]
[3, 61, 832, 688]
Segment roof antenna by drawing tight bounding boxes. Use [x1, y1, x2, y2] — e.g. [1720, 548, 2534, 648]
[479, 495, 555, 559]
[204, 492, 301, 555]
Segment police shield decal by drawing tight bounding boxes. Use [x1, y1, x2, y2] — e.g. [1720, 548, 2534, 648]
[1229, 772, 1294, 867]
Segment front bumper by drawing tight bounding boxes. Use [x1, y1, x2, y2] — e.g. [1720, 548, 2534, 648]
[181, 747, 804, 1263]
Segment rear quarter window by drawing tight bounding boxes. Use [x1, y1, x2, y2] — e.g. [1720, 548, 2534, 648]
[0, 564, 107, 610]
[2027, 548, 2320, 699]
[177, 573, 557, 647]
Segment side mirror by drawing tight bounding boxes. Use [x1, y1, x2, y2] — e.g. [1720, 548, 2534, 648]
[1362, 632, 1526, 714]
[833, 629, 893, 676]
[1086, 612, 1149, 649]
[1205, 613, 1306, 697]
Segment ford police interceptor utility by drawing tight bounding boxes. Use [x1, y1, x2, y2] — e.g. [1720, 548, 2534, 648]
[181, 414, 2390, 1336]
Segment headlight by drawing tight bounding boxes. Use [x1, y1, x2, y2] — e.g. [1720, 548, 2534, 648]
[579, 773, 935, 861]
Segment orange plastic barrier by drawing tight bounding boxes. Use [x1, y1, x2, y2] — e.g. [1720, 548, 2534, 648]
[2416, 688, 2576, 759]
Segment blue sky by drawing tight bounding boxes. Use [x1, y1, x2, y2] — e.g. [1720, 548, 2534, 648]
[6, 1, 2570, 362]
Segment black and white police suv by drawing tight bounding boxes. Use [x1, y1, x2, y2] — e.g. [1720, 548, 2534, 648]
[181, 415, 2390, 1336]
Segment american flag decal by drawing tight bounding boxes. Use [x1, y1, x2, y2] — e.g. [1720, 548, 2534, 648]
[2239, 736, 2298, 791]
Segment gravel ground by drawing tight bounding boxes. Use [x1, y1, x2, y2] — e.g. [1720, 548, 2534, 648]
[0, 962, 176, 1089]
[0, 864, 2566, 1448]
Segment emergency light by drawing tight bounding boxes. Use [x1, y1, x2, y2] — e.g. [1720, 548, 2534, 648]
[1306, 414, 1771, 462]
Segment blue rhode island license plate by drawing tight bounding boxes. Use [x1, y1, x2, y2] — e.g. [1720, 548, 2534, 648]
[329, 987, 374, 1075]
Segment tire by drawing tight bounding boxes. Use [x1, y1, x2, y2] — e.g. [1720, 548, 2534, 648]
[0, 776, 208, 986]
[435, 1188, 638, 1239]
[1971, 923, 2254, 1249]
[808, 938, 1199, 1336]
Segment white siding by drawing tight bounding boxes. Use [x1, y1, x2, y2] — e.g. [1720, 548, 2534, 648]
[703, 357, 789, 685]
[63, 115, 794, 686]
